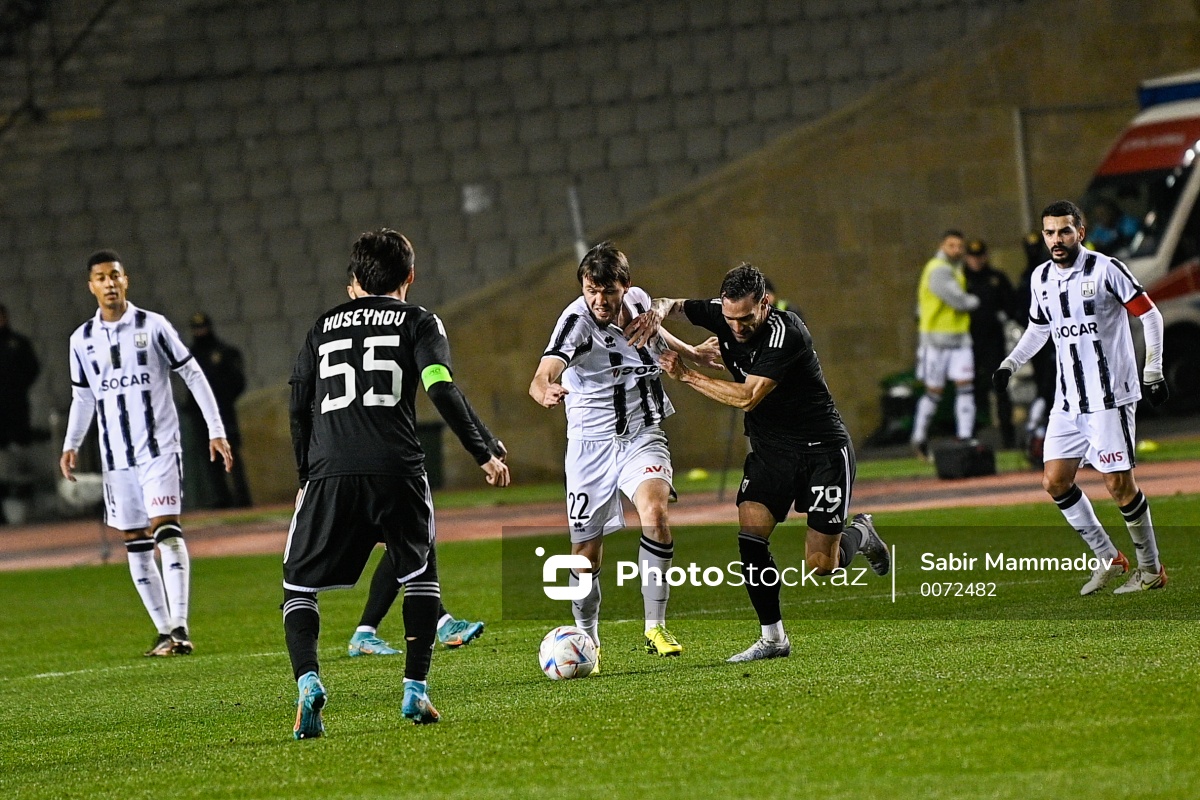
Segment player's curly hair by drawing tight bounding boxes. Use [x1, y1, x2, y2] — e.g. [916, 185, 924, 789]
[1042, 200, 1084, 228]
[720, 262, 766, 302]
[350, 229, 414, 295]
[86, 249, 123, 272]
[577, 241, 631, 287]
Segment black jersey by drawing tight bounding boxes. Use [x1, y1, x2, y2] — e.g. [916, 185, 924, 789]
[290, 295, 450, 480]
[684, 299, 850, 453]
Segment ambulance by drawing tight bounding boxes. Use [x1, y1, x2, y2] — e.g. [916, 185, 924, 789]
[1080, 69, 1200, 412]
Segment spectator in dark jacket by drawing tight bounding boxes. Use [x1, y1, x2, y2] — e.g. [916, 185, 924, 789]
[964, 240, 1018, 447]
[183, 312, 252, 507]
[0, 304, 39, 448]
[0, 303, 40, 524]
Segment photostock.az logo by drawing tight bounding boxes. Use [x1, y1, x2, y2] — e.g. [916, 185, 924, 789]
[536, 547, 593, 601]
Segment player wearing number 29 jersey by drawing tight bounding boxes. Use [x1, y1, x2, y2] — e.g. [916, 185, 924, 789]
[283, 229, 508, 736]
[629, 263, 890, 663]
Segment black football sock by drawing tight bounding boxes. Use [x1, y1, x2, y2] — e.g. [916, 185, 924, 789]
[283, 590, 320, 680]
[402, 555, 441, 683]
[358, 551, 401, 630]
[838, 525, 863, 570]
[402, 593, 439, 683]
[738, 532, 782, 626]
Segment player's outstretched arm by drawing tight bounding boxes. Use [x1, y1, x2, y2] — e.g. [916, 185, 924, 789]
[660, 328, 723, 371]
[530, 356, 569, 408]
[1128, 295, 1168, 405]
[426, 373, 509, 486]
[993, 322, 1051, 390]
[626, 297, 688, 348]
[460, 386, 508, 461]
[659, 350, 776, 411]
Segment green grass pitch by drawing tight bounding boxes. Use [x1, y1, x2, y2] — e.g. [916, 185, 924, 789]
[1, 496, 1198, 799]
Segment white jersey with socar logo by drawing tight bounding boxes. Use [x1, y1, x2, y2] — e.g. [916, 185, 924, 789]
[542, 286, 675, 441]
[65, 302, 225, 472]
[1027, 248, 1144, 415]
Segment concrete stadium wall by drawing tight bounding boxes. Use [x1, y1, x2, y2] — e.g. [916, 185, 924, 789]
[1, 0, 1025, 431]
[1, 0, 1197, 500]
[425, 0, 1200, 491]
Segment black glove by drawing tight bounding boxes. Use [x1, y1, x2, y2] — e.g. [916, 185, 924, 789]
[488, 438, 508, 462]
[1145, 379, 1170, 408]
[991, 367, 1012, 392]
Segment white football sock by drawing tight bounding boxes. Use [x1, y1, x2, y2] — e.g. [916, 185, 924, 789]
[911, 392, 938, 444]
[1120, 491, 1160, 572]
[571, 568, 601, 646]
[356, 625, 377, 634]
[126, 541, 171, 634]
[1054, 485, 1117, 559]
[155, 528, 190, 630]
[954, 387, 975, 439]
[638, 535, 672, 632]
[761, 621, 786, 643]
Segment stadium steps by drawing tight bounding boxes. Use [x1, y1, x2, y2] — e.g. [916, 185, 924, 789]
[0, 0, 162, 170]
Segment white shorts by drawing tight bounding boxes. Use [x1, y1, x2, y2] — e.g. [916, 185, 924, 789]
[565, 425, 674, 543]
[1044, 404, 1137, 473]
[102, 453, 184, 531]
[916, 343, 974, 387]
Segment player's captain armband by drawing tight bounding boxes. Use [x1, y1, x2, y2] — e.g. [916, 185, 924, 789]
[422, 364, 453, 390]
[1123, 293, 1153, 316]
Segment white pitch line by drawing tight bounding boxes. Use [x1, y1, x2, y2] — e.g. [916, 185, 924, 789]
[2, 649, 293, 684]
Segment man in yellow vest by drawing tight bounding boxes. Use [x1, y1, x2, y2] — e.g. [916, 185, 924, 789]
[912, 230, 979, 459]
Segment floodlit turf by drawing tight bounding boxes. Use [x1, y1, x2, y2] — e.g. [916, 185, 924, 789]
[181, 435, 1200, 525]
[1, 498, 1198, 799]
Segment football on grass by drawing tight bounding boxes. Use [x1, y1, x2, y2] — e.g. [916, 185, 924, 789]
[539, 625, 597, 680]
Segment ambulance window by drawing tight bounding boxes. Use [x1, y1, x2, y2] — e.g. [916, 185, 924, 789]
[1171, 200, 1200, 269]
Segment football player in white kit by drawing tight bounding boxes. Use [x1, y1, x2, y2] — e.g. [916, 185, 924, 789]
[993, 201, 1169, 595]
[530, 241, 719, 664]
[61, 251, 233, 656]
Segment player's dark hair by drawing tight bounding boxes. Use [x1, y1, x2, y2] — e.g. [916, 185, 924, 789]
[349, 229, 414, 295]
[942, 229, 964, 241]
[1042, 200, 1084, 228]
[87, 249, 123, 271]
[577, 241, 631, 287]
[720, 263, 766, 302]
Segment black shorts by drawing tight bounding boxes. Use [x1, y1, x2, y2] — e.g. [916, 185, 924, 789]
[736, 442, 856, 534]
[283, 473, 435, 592]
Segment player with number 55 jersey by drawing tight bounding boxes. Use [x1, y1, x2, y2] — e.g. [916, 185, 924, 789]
[283, 229, 508, 736]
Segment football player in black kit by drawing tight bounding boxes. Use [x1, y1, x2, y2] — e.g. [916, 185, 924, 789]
[628, 263, 890, 662]
[284, 229, 509, 737]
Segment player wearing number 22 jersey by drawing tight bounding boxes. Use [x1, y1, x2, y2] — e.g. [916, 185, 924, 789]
[283, 229, 508, 736]
[530, 241, 725, 662]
